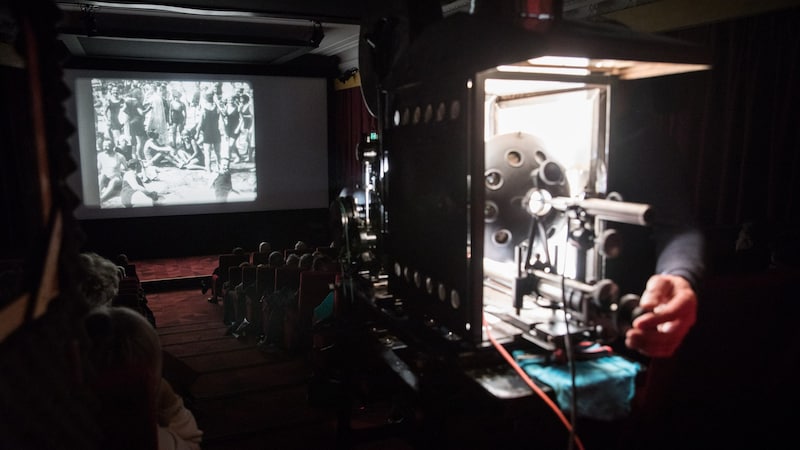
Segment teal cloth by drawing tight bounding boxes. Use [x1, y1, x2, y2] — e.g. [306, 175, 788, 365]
[312, 291, 335, 325]
[513, 351, 641, 421]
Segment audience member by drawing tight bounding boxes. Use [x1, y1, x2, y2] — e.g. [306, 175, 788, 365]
[285, 253, 301, 269]
[294, 241, 309, 253]
[204, 247, 245, 302]
[224, 261, 256, 330]
[311, 253, 338, 272]
[78, 251, 156, 327]
[112, 253, 129, 268]
[83, 306, 203, 450]
[268, 251, 285, 267]
[298, 253, 314, 271]
[77, 252, 121, 309]
[112, 253, 137, 280]
[252, 242, 272, 266]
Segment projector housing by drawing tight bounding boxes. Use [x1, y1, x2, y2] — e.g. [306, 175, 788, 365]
[355, 8, 709, 347]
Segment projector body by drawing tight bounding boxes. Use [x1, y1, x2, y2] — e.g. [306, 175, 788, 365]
[325, 5, 710, 443]
[345, 10, 708, 351]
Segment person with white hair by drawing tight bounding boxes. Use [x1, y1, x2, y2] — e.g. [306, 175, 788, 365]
[77, 252, 122, 308]
[253, 241, 272, 266]
[285, 253, 300, 269]
[293, 241, 309, 253]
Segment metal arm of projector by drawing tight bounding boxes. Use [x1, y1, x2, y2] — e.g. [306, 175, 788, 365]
[512, 269, 619, 325]
[497, 192, 655, 348]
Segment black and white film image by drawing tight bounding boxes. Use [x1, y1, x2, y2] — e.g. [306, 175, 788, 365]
[92, 78, 256, 208]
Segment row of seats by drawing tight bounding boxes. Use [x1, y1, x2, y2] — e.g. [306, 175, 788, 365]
[211, 246, 344, 356]
[209, 253, 250, 302]
[226, 263, 335, 302]
[209, 246, 339, 303]
[252, 246, 338, 266]
[204, 247, 392, 446]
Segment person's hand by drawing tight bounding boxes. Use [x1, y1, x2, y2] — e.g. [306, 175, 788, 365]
[625, 274, 697, 358]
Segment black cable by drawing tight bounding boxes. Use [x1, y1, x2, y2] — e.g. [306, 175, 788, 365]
[538, 219, 553, 267]
[338, 199, 357, 307]
[524, 216, 537, 270]
[561, 216, 578, 450]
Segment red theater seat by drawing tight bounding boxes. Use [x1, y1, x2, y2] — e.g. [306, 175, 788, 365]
[256, 265, 276, 299]
[285, 270, 338, 353]
[274, 266, 302, 293]
[211, 253, 249, 301]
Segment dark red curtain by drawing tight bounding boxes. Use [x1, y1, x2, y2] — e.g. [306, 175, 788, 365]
[637, 7, 800, 272]
[329, 85, 377, 201]
[660, 7, 800, 229]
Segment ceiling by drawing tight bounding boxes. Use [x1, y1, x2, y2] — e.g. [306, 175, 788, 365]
[55, 0, 364, 74]
[54, 0, 800, 75]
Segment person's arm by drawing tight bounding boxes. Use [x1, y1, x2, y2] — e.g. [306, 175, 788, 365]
[182, 138, 200, 161]
[124, 169, 157, 199]
[143, 140, 155, 155]
[614, 116, 704, 359]
[147, 140, 174, 154]
[123, 170, 147, 191]
[626, 272, 698, 358]
[624, 216, 704, 357]
[655, 226, 705, 290]
[156, 379, 203, 450]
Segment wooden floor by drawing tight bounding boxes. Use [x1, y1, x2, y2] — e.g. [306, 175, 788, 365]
[140, 256, 414, 450]
[134, 254, 218, 282]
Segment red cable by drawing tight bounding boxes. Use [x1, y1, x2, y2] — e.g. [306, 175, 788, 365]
[483, 315, 585, 450]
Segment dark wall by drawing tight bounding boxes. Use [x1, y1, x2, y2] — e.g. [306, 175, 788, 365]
[77, 208, 332, 259]
[64, 52, 342, 79]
